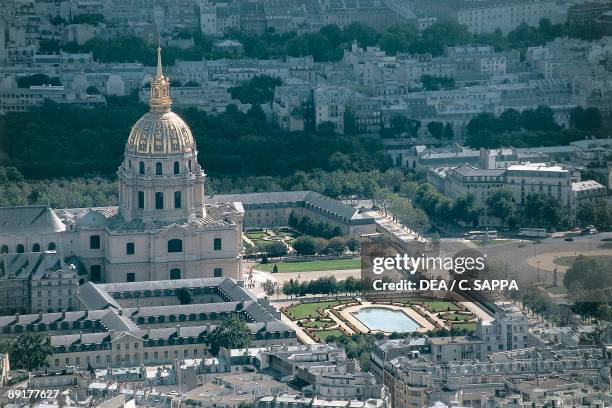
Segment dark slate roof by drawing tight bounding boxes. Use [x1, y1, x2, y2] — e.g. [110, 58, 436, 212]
[0, 252, 69, 281]
[208, 191, 374, 223]
[0, 205, 66, 235]
[77, 282, 121, 310]
[98, 277, 229, 293]
[452, 164, 506, 177]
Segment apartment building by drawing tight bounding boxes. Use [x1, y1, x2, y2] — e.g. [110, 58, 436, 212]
[0, 250, 80, 315]
[457, 0, 564, 34]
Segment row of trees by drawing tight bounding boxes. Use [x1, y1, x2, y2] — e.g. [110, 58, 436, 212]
[229, 75, 283, 104]
[291, 235, 360, 256]
[288, 211, 344, 239]
[282, 276, 362, 297]
[465, 106, 604, 149]
[1, 97, 385, 180]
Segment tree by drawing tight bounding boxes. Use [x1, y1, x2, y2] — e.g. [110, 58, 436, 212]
[177, 288, 192, 305]
[486, 189, 516, 227]
[327, 236, 346, 255]
[0, 333, 53, 370]
[443, 123, 454, 139]
[576, 200, 612, 230]
[564, 255, 612, 320]
[571, 106, 602, 131]
[452, 193, 479, 226]
[346, 237, 360, 253]
[264, 241, 287, 258]
[427, 121, 444, 139]
[86, 86, 100, 95]
[384, 114, 420, 137]
[262, 279, 276, 296]
[17, 74, 61, 88]
[523, 193, 568, 228]
[498, 109, 523, 132]
[206, 315, 252, 355]
[272, 264, 279, 273]
[293, 236, 316, 256]
[467, 112, 499, 135]
[314, 237, 328, 254]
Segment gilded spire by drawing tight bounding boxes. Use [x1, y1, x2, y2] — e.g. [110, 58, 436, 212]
[149, 45, 172, 113]
[156, 45, 163, 78]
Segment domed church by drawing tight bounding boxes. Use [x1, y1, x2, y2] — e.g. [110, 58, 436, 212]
[0, 48, 244, 285]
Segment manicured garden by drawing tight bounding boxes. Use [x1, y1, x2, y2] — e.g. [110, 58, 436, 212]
[285, 300, 343, 319]
[257, 258, 361, 273]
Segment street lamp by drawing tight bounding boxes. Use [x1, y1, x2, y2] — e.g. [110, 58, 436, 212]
[536, 260, 541, 283]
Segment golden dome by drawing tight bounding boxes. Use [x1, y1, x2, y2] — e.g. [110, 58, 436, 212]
[125, 47, 196, 155]
[127, 111, 196, 155]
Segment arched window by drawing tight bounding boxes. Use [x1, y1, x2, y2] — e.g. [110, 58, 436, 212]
[155, 192, 164, 209]
[188, 160, 192, 172]
[156, 162, 163, 175]
[16, 244, 25, 253]
[139, 161, 145, 175]
[170, 268, 181, 280]
[168, 239, 183, 253]
[32, 243, 41, 252]
[48, 242, 56, 251]
[0, 245, 8, 254]
[174, 161, 180, 174]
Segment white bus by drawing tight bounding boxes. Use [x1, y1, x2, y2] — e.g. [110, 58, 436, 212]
[519, 228, 548, 238]
[467, 230, 498, 240]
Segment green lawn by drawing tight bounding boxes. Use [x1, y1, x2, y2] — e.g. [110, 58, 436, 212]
[313, 329, 344, 341]
[257, 258, 361, 273]
[554, 255, 611, 267]
[442, 312, 472, 322]
[452, 322, 477, 332]
[470, 239, 512, 246]
[302, 320, 334, 329]
[422, 301, 462, 313]
[547, 284, 568, 295]
[285, 301, 342, 319]
[246, 231, 268, 239]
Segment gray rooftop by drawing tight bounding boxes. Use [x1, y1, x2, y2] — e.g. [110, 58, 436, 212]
[0, 205, 66, 235]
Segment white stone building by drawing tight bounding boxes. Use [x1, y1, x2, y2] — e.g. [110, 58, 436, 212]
[0, 48, 244, 285]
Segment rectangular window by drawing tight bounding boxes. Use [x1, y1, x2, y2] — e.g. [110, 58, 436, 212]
[127, 273, 135, 282]
[126, 242, 135, 255]
[90, 265, 101, 282]
[138, 191, 145, 209]
[214, 268, 223, 277]
[174, 191, 182, 209]
[213, 238, 222, 251]
[90, 235, 101, 249]
[155, 192, 164, 209]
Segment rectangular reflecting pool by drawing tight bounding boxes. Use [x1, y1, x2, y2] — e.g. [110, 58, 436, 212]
[352, 307, 420, 333]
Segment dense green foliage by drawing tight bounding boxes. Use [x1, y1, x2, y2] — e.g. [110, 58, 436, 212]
[17, 74, 61, 88]
[0, 333, 53, 370]
[564, 256, 612, 321]
[47, 16, 604, 67]
[289, 211, 343, 239]
[0, 99, 384, 180]
[229, 75, 283, 104]
[465, 107, 606, 149]
[282, 276, 363, 297]
[206, 315, 252, 355]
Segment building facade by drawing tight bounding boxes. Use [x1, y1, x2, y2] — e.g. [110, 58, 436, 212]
[0, 48, 244, 285]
